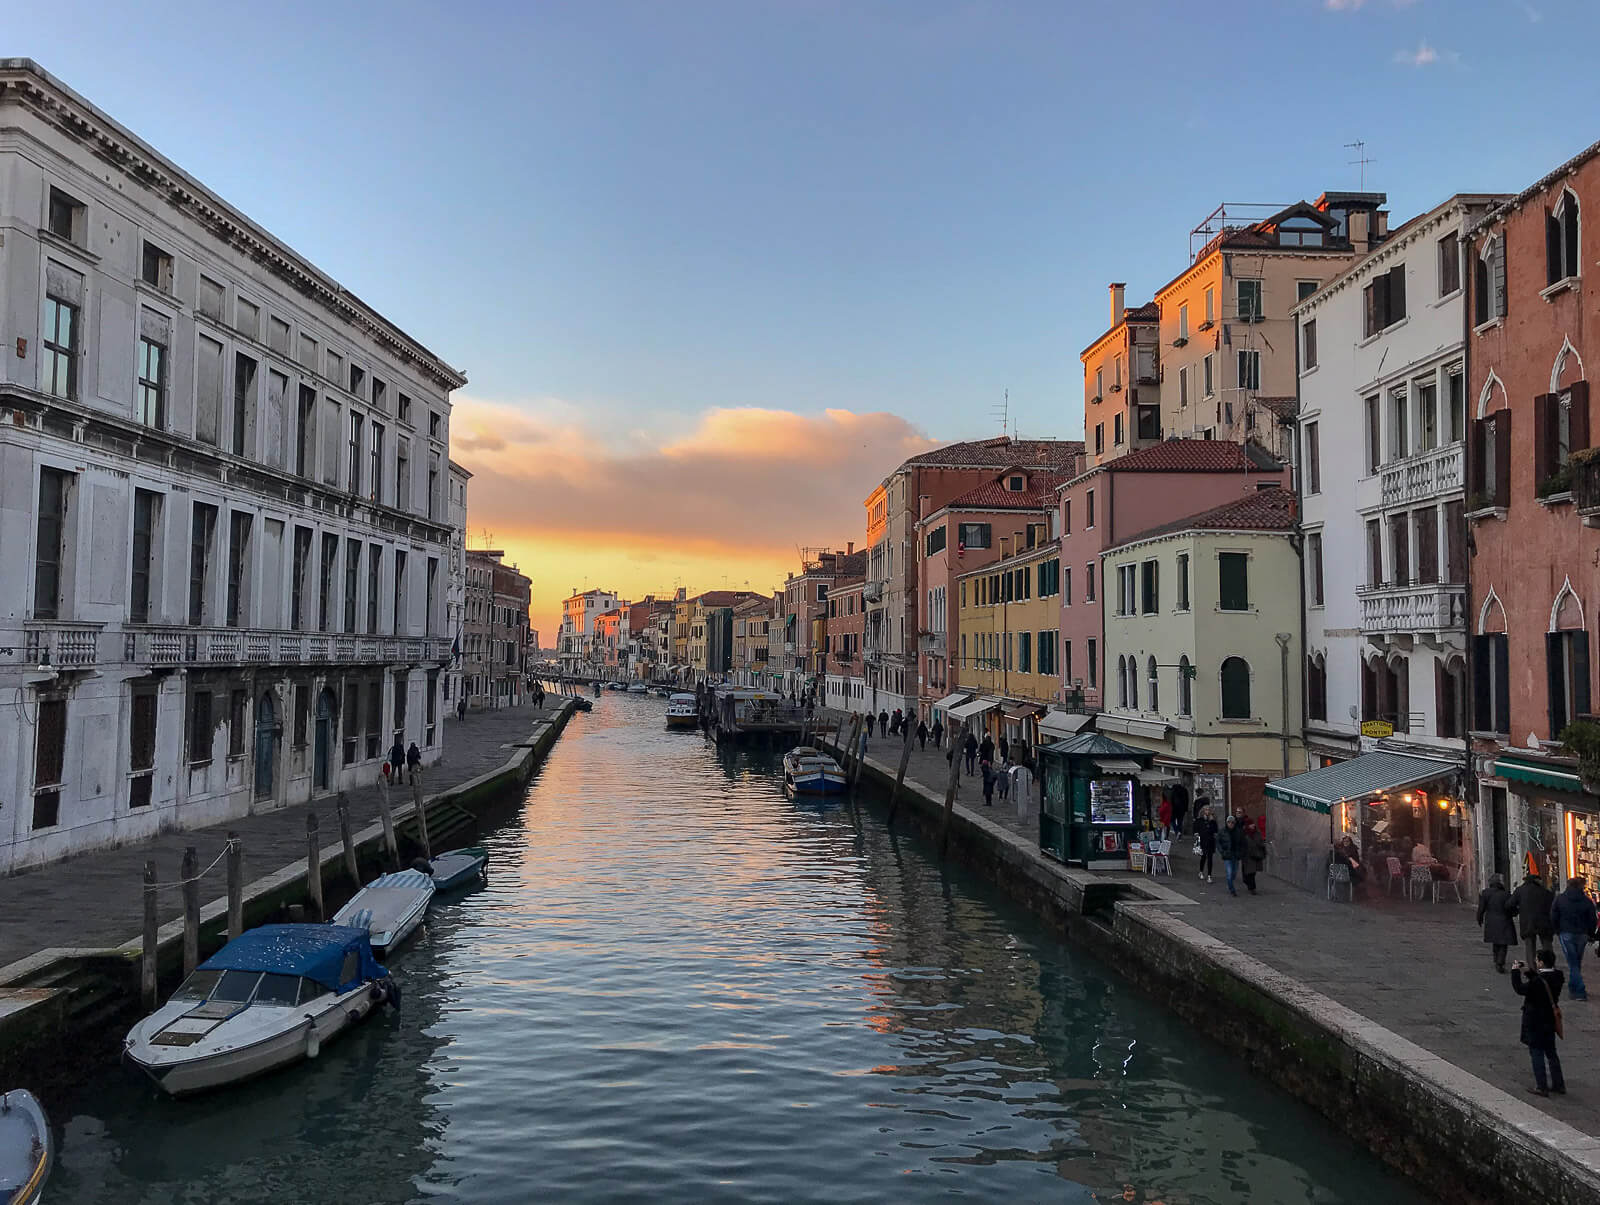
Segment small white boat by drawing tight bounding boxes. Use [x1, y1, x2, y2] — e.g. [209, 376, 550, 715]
[0, 1089, 50, 1204]
[332, 869, 435, 955]
[428, 846, 489, 892]
[627, 683, 648, 694]
[783, 747, 848, 795]
[666, 693, 699, 730]
[123, 924, 395, 1097]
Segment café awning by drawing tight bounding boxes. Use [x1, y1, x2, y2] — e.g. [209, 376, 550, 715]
[1004, 703, 1045, 721]
[948, 697, 1000, 722]
[1493, 754, 1585, 795]
[1092, 759, 1144, 775]
[1039, 711, 1092, 739]
[1264, 751, 1459, 815]
[932, 692, 971, 712]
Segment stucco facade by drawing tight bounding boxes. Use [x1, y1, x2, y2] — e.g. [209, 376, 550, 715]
[1082, 286, 1161, 469]
[954, 540, 1063, 750]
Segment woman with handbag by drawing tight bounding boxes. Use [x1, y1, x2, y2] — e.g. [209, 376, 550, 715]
[1193, 806, 1219, 884]
[1512, 949, 1566, 1097]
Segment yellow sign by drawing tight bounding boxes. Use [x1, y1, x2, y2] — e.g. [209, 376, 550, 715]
[1359, 720, 1394, 739]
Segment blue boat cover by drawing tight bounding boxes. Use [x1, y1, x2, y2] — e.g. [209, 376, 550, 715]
[200, 924, 388, 993]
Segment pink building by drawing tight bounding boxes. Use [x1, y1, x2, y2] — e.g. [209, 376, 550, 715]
[915, 467, 1066, 721]
[1057, 440, 1286, 708]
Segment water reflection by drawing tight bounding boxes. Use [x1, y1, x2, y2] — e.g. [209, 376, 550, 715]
[51, 695, 1421, 1204]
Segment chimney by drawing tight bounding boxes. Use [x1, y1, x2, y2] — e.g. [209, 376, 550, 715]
[1348, 209, 1370, 252]
[1109, 282, 1126, 326]
[846, 541, 854, 555]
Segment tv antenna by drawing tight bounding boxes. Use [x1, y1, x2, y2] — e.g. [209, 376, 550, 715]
[1345, 140, 1376, 190]
[992, 389, 1009, 436]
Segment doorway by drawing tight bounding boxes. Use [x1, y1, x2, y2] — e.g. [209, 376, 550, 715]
[254, 690, 279, 799]
[314, 687, 336, 791]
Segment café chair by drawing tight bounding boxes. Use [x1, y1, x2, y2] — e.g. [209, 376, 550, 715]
[1408, 863, 1434, 902]
[1430, 863, 1464, 904]
[1385, 856, 1405, 897]
[1326, 861, 1353, 902]
[1149, 840, 1172, 876]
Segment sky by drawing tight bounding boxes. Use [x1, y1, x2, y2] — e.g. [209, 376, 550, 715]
[10, 0, 1600, 637]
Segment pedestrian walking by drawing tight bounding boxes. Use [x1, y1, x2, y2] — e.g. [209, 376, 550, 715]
[1157, 794, 1173, 841]
[1551, 875, 1598, 1001]
[1241, 819, 1267, 895]
[878, 709, 889, 738]
[406, 742, 422, 783]
[963, 731, 979, 776]
[998, 735, 1010, 764]
[1170, 784, 1190, 838]
[1511, 871, 1557, 970]
[916, 719, 928, 750]
[865, 712, 876, 739]
[892, 708, 903, 735]
[980, 759, 996, 807]
[1218, 814, 1245, 897]
[1478, 875, 1520, 973]
[388, 739, 406, 780]
[978, 733, 995, 766]
[457, 697, 467, 722]
[997, 757, 1011, 804]
[1194, 806, 1218, 883]
[931, 718, 944, 749]
[1512, 949, 1566, 1096]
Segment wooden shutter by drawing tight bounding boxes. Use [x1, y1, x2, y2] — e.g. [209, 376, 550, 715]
[1493, 238, 1508, 318]
[1435, 657, 1448, 738]
[1389, 264, 1407, 323]
[1363, 282, 1378, 338]
[1494, 634, 1511, 734]
[1575, 631, 1592, 720]
[1547, 212, 1562, 285]
[1548, 631, 1567, 735]
[1470, 416, 1487, 497]
[1534, 394, 1552, 485]
[1570, 380, 1591, 451]
[1494, 412, 1512, 508]
[1472, 636, 1492, 731]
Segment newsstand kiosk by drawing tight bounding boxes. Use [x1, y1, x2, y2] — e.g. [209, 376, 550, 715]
[1038, 732, 1154, 868]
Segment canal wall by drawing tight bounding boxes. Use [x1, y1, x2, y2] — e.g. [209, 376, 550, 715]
[827, 736, 1600, 1205]
[0, 701, 576, 1090]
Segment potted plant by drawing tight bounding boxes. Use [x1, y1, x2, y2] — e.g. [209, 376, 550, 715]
[1537, 462, 1574, 499]
[1559, 719, 1600, 785]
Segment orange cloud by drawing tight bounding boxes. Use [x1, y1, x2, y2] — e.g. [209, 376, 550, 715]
[450, 397, 941, 636]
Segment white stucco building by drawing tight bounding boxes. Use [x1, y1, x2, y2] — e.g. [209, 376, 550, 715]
[445, 460, 471, 716]
[0, 61, 464, 872]
[557, 588, 619, 676]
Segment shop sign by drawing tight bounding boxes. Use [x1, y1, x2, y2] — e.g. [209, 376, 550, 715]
[1089, 777, 1134, 825]
[1359, 720, 1394, 739]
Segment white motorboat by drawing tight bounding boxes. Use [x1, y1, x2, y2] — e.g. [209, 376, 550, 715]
[627, 683, 648, 694]
[123, 924, 395, 1097]
[0, 1089, 50, 1204]
[666, 693, 699, 730]
[331, 869, 435, 955]
[782, 747, 848, 795]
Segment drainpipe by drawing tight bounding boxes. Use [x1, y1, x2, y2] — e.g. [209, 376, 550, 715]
[1276, 632, 1292, 778]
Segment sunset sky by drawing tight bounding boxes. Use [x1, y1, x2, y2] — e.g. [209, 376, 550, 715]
[13, 0, 1600, 635]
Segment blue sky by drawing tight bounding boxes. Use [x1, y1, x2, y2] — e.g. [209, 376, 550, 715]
[11, 0, 1600, 624]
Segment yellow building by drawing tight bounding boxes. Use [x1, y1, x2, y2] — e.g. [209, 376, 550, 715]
[954, 540, 1064, 753]
[1082, 284, 1162, 469]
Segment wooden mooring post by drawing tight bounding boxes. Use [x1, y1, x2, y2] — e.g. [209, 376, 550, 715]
[226, 832, 244, 940]
[886, 724, 916, 826]
[336, 792, 360, 885]
[843, 714, 860, 775]
[411, 769, 431, 861]
[181, 846, 201, 976]
[377, 773, 400, 870]
[141, 861, 159, 1012]
[939, 721, 968, 855]
[306, 812, 324, 922]
[850, 717, 870, 794]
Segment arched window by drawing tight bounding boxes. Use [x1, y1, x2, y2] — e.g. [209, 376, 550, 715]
[1117, 656, 1127, 707]
[1178, 656, 1193, 717]
[1220, 657, 1251, 720]
[1307, 654, 1327, 722]
[1550, 189, 1581, 285]
[1128, 657, 1138, 711]
[1147, 655, 1159, 713]
[1476, 235, 1506, 326]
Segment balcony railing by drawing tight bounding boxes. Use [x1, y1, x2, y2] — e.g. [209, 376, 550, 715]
[1575, 454, 1600, 521]
[1379, 443, 1464, 509]
[24, 621, 102, 667]
[120, 626, 452, 668]
[919, 631, 947, 655]
[1356, 583, 1468, 635]
[862, 581, 885, 603]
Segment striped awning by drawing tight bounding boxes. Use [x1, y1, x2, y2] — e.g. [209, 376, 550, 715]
[1264, 751, 1458, 815]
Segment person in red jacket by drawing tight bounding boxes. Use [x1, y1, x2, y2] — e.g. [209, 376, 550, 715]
[1157, 795, 1173, 840]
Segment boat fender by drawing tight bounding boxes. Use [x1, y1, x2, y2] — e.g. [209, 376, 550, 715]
[304, 1018, 320, 1059]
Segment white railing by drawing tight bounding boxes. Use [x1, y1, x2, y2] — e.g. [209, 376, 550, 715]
[25, 622, 101, 667]
[1379, 443, 1465, 509]
[1357, 583, 1468, 634]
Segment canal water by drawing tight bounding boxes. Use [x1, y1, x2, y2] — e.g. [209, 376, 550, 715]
[51, 694, 1423, 1203]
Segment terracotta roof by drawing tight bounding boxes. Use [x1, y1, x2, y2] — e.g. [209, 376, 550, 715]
[1124, 302, 1160, 323]
[901, 436, 1083, 470]
[693, 590, 757, 608]
[1101, 439, 1282, 474]
[948, 471, 1069, 509]
[1117, 488, 1295, 547]
[833, 551, 868, 577]
[1255, 396, 1298, 421]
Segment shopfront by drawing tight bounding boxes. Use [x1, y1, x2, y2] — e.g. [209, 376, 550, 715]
[1494, 753, 1595, 887]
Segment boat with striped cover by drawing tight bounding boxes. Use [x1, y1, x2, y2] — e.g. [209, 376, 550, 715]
[331, 869, 435, 955]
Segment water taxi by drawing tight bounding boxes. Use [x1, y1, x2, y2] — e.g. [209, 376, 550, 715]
[782, 747, 848, 795]
[666, 693, 699, 729]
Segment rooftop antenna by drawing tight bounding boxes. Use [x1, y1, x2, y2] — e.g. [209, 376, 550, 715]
[1345, 140, 1376, 190]
[991, 389, 1009, 437]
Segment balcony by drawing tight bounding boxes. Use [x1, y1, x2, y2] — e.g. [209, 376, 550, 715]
[127, 626, 452, 668]
[919, 631, 947, 655]
[1379, 443, 1465, 509]
[862, 581, 885, 604]
[1356, 583, 1468, 637]
[1575, 453, 1600, 524]
[24, 621, 103, 668]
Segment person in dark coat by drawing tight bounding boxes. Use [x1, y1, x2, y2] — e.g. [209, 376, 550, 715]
[1218, 814, 1246, 897]
[1194, 806, 1219, 883]
[980, 758, 996, 807]
[864, 712, 876, 739]
[891, 708, 903, 735]
[1478, 875, 1519, 973]
[998, 735, 1010, 763]
[1512, 949, 1566, 1096]
[1169, 783, 1190, 839]
[1551, 876, 1598, 1001]
[915, 719, 928, 750]
[878, 710, 890, 738]
[931, 718, 944, 749]
[963, 731, 978, 775]
[388, 739, 406, 779]
[1241, 820, 1267, 895]
[1511, 872, 1557, 970]
[978, 734, 995, 766]
[406, 742, 422, 782]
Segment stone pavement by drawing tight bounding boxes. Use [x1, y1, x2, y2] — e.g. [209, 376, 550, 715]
[827, 714, 1600, 1138]
[0, 701, 559, 971]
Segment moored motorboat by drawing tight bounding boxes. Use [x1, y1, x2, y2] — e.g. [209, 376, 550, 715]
[571, 696, 593, 712]
[332, 869, 435, 955]
[627, 683, 648, 694]
[123, 924, 395, 1096]
[0, 1089, 50, 1204]
[782, 747, 848, 795]
[665, 693, 699, 729]
[428, 846, 489, 892]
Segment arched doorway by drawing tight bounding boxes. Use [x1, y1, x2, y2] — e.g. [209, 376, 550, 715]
[314, 687, 337, 791]
[254, 691, 280, 800]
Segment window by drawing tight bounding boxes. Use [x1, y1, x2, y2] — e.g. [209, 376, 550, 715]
[1203, 353, 1214, 397]
[1018, 631, 1031, 673]
[1548, 190, 1581, 285]
[188, 689, 213, 766]
[47, 187, 83, 243]
[1179, 365, 1189, 408]
[1302, 319, 1317, 370]
[394, 550, 408, 633]
[229, 689, 247, 758]
[1473, 633, 1511, 734]
[1308, 655, 1327, 722]
[1204, 286, 1215, 325]
[236, 298, 260, 340]
[348, 412, 364, 494]
[1140, 560, 1159, 614]
[1390, 389, 1409, 461]
[1147, 656, 1159, 712]
[1366, 519, 1383, 588]
[129, 688, 157, 809]
[141, 242, 173, 291]
[232, 353, 257, 458]
[372, 377, 387, 415]
[1439, 231, 1461, 296]
[1436, 657, 1466, 740]
[1218, 552, 1249, 611]
[1535, 388, 1589, 488]
[1094, 367, 1104, 401]
[1308, 533, 1324, 606]
[1304, 421, 1321, 494]
[1173, 655, 1192, 717]
[1475, 236, 1507, 326]
[1116, 563, 1135, 615]
[1113, 413, 1124, 445]
[1086, 562, 1096, 602]
[226, 511, 252, 628]
[34, 469, 70, 621]
[1297, 280, 1319, 303]
[1117, 655, 1128, 708]
[1087, 489, 1096, 528]
[188, 503, 217, 625]
[1364, 395, 1381, 474]
[1136, 404, 1160, 441]
[1447, 368, 1466, 444]
[340, 537, 359, 633]
[42, 296, 78, 399]
[1237, 278, 1263, 322]
[1388, 513, 1410, 584]
[1220, 657, 1251, 719]
[370, 423, 385, 502]
[430, 411, 442, 440]
[1417, 381, 1438, 453]
[1547, 629, 1591, 736]
[396, 439, 411, 513]
[1363, 266, 1407, 337]
[957, 523, 991, 549]
[136, 335, 166, 429]
[319, 533, 338, 632]
[129, 489, 160, 623]
[1063, 565, 1072, 605]
[1087, 637, 1098, 688]
[1178, 303, 1189, 341]
[191, 334, 224, 445]
[1093, 423, 1104, 455]
[1472, 411, 1511, 510]
[1446, 500, 1468, 583]
[1415, 507, 1439, 584]
[291, 527, 312, 630]
[1237, 349, 1261, 392]
[350, 363, 366, 399]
